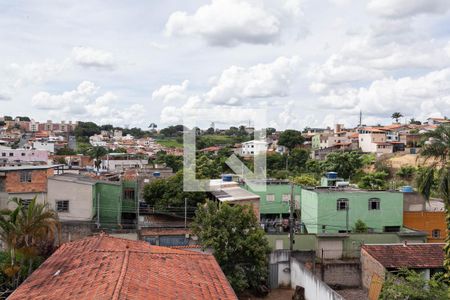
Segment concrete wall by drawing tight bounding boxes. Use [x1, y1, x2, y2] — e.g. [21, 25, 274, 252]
[48, 178, 94, 221]
[404, 211, 446, 242]
[291, 257, 344, 300]
[244, 183, 301, 215]
[321, 262, 361, 288]
[60, 222, 93, 243]
[0, 149, 48, 163]
[360, 248, 386, 290]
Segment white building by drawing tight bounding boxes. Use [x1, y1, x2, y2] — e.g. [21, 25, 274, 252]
[32, 141, 55, 154]
[358, 128, 389, 153]
[240, 140, 268, 156]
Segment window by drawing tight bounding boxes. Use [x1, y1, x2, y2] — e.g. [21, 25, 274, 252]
[21, 153, 25, 156]
[266, 194, 275, 202]
[9, 153, 13, 157]
[383, 226, 400, 233]
[123, 188, 135, 200]
[337, 198, 349, 211]
[282, 194, 290, 202]
[56, 200, 69, 212]
[20, 171, 32, 183]
[432, 229, 441, 238]
[369, 198, 380, 210]
[1, 153, 5, 157]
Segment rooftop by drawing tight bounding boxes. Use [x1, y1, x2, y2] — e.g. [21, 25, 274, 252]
[0, 164, 63, 171]
[362, 243, 445, 269]
[212, 186, 260, 202]
[9, 234, 237, 300]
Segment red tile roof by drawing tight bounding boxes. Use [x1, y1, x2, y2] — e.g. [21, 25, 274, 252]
[362, 243, 445, 269]
[9, 234, 237, 300]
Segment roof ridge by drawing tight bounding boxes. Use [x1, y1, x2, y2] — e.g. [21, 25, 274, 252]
[112, 249, 129, 300]
[92, 249, 210, 256]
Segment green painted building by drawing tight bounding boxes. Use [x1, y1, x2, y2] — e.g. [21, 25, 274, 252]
[301, 188, 403, 234]
[93, 180, 138, 229]
[243, 180, 301, 220]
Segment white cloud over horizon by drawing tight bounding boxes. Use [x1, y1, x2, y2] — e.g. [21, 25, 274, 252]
[1, 0, 449, 129]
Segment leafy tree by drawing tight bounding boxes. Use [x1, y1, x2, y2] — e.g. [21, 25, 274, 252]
[3, 116, 12, 121]
[74, 121, 100, 138]
[55, 147, 76, 156]
[196, 155, 221, 179]
[142, 172, 206, 209]
[288, 148, 310, 172]
[15, 116, 30, 122]
[358, 171, 388, 190]
[86, 146, 108, 172]
[191, 201, 270, 294]
[100, 124, 114, 131]
[391, 112, 403, 123]
[155, 151, 183, 172]
[353, 219, 368, 233]
[417, 125, 450, 277]
[380, 269, 448, 300]
[278, 129, 305, 150]
[0, 197, 59, 288]
[397, 166, 416, 180]
[292, 174, 318, 187]
[0, 121, 5, 127]
[409, 118, 422, 125]
[306, 160, 324, 176]
[323, 151, 363, 179]
[266, 127, 276, 135]
[266, 153, 286, 176]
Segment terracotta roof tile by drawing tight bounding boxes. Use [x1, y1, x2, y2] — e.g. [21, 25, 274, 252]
[9, 234, 237, 300]
[362, 243, 445, 269]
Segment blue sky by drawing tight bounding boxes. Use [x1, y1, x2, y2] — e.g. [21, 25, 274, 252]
[1, 0, 450, 129]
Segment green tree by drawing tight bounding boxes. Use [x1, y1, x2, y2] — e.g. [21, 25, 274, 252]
[288, 148, 310, 173]
[358, 171, 388, 190]
[196, 155, 221, 179]
[142, 172, 206, 209]
[74, 121, 100, 139]
[55, 147, 76, 156]
[380, 269, 448, 300]
[323, 151, 363, 179]
[416, 124, 450, 277]
[292, 174, 318, 187]
[86, 146, 108, 172]
[391, 112, 403, 123]
[397, 166, 416, 180]
[353, 219, 368, 233]
[278, 129, 305, 150]
[0, 197, 59, 288]
[191, 201, 270, 294]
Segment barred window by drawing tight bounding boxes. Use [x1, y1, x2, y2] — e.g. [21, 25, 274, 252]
[56, 200, 69, 212]
[337, 198, 349, 211]
[369, 198, 380, 210]
[20, 171, 32, 183]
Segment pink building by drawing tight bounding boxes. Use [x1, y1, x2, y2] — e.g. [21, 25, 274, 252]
[0, 149, 49, 164]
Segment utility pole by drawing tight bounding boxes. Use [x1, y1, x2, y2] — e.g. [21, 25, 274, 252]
[346, 205, 349, 232]
[184, 198, 187, 228]
[289, 182, 295, 251]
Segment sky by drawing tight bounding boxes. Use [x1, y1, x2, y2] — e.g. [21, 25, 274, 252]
[0, 0, 450, 130]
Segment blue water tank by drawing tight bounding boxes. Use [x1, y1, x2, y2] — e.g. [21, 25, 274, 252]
[326, 172, 337, 179]
[222, 175, 233, 182]
[402, 186, 413, 193]
[153, 172, 161, 177]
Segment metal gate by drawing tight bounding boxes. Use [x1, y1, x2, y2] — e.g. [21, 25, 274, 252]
[269, 263, 279, 289]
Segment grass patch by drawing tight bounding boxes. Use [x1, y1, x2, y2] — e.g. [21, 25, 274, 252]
[156, 139, 183, 148]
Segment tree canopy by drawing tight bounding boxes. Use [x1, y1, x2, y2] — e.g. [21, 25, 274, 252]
[191, 201, 270, 295]
[323, 151, 363, 179]
[278, 129, 304, 150]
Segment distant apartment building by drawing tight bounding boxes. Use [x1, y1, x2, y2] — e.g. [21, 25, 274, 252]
[34, 120, 78, 133]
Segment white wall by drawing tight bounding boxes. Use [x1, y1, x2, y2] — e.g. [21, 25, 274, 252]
[291, 258, 344, 300]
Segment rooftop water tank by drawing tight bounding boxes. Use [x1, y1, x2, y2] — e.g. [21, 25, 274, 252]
[153, 172, 161, 177]
[326, 172, 337, 179]
[402, 186, 413, 193]
[222, 174, 233, 182]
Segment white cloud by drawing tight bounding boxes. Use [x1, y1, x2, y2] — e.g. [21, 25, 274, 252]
[71, 46, 115, 69]
[367, 0, 450, 18]
[8, 60, 69, 88]
[165, 0, 288, 46]
[151, 80, 189, 103]
[0, 92, 11, 101]
[32, 81, 145, 126]
[318, 68, 450, 120]
[206, 56, 300, 104]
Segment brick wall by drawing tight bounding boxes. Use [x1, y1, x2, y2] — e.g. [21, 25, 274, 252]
[5, 168, 53, 193]
[321, 262, 361, 288]
[360, 248, 386, 290]
[230, 198, 260, 221]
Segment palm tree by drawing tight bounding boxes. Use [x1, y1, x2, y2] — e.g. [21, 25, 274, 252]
[391, 112, 403, 123]
[417, 124, 450, 275]
[86, 146, 108, 173]
[0, 197, 60, 286]
[148, 123, 157, 132]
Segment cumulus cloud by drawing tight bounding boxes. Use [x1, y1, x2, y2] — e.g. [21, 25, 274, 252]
[152, 80, 189, 103]
[32, 81, 144, 126]
[8, 60, 69, 88]
[318, 68, 450, 120]
[165, 0, 304, 46]
[71, 46, 115, 69]
[206, 56, 300, 104]
[367, 0, 450, 18]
